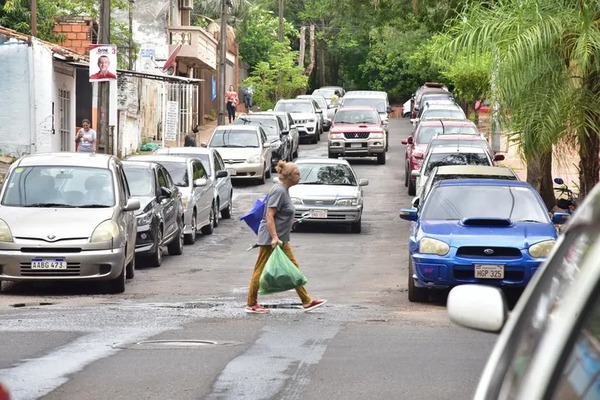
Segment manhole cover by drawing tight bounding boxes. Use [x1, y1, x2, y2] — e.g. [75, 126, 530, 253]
[116, 339, 243, 350]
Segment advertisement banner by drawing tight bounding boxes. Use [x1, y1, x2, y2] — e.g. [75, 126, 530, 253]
[89, 45, 118, 82]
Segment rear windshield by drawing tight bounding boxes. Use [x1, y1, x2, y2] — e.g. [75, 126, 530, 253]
[425, 152, 491, 174]
[342, 98, 387, 113]
[208, 130, 260, 148]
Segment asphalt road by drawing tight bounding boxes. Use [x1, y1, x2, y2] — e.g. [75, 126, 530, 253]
[0, 117, 497, 400]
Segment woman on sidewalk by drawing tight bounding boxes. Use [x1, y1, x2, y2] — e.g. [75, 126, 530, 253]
[246, 160, 327, 314]
[225, 85, 239, 123]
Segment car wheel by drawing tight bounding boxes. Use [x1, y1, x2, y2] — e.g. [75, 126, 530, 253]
[377, 152, 386, 165]
[107, 259, 126, 294]
[184, 212, 197, 244]
[293, 146, 298, 159]
[213, 200, 220, 227]
[404, 162, 409, 187]
[257, 168, 266, 185]
[312, 134, 318, 144]
[408, 257, 428, 302]
[266, 167, 272, 179]
[126, 254, 135, 279]
[221, 192, 233, 219]
[328, 152, 336, 159]
[201, 205, 215, 235]
[147, 227, 163, 268]
[408, 177, 416, 196]
[350, 219, 361, 233]
[167, 218, 184, 255]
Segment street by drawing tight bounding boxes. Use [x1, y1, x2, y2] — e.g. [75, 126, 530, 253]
[0, 117, 497, 400]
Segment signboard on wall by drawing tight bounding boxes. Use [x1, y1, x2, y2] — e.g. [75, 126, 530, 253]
[89, 45, 117, 82]
[165, 101, 179, 141]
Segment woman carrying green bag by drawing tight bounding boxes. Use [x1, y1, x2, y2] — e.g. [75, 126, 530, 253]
[246, 160, 327, 314]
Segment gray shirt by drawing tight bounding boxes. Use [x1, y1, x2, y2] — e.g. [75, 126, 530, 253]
[256, 183, 295, 245]
[77, 128, 97, 153]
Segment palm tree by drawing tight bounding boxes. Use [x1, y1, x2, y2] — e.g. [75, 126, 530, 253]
[439, 0, 600, 204]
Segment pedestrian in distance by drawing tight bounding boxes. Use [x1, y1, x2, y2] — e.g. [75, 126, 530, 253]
[75, 119, 97, 153]
[184, 125, 199, 147]
[331, 90, 341, 107]
[242, 85, 254, 110]
[225, 85, 239, 123]
[246, 160, 327, 314]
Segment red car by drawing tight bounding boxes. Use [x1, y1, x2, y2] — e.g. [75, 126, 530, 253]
[411, 82, 450, 119]
[402, 119, 481, 195]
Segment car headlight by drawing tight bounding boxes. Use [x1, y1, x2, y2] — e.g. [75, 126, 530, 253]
[329, 132, 344, 139]
[246, 154, 261, 163]
[528, 240, 556, 258]
[419, 237, 450, 255]
[91, 220, 120, 243]
[0, 219, 14, 242]
[291, 197, 303, 205]
[370, 132, 385, 139]
[335, 197, 361, 206]
[181, 196, 189, 209]
[308, 118, 315, 123]
[136, 210, 153, 226]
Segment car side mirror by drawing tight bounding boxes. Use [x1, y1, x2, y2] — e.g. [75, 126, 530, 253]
[411, 197, 420, 208]
[124, 198, 141, 212]
[193, 178, 208, 187]
[216, 170, 228, 179]
[263, 142, 271, 148]
[358, 179, 369, 186]
[158, 186, 172, 201]
[494, 154, 505, 161]
[290, 124, 297, 129]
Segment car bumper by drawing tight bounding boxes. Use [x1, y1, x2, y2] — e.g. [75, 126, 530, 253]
[134, 225, 158, 254]
[224, 162, 264, 179]
[0, 247, 127, 281]
[297, 124, 318, 139]
[328, 140, 385, 156]
[410, 253, 542, 289]
[293, 206, 362, 224]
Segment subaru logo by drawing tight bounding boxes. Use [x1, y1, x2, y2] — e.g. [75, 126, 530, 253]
[484, 248, 494, 255]
[228, 160, 234, 164]
[47, 234, 56, 240]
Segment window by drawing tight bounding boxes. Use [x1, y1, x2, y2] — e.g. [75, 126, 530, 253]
[157, 168, 168, 189]
[192, 161, 206, 180]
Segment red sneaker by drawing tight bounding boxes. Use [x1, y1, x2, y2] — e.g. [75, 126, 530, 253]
[245, 304, 269, 314]
[303, 299, 327, 312]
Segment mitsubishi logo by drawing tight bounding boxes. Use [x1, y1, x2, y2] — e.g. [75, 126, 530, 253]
[354, 133, 359, 138]
[484, 248, 494, 255]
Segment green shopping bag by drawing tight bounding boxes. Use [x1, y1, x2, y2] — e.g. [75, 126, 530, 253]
[258, 245, 308, 295]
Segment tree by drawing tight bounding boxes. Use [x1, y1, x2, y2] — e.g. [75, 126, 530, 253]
[439, 0, 600, 205]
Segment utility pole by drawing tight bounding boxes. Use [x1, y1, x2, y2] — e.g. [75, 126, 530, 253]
[97, 0, 111, 153]
[31, 0, 37, 36]
[128, 0, 134, 70]
[217, 0, 228, 126]
[278, 0, 284, 42]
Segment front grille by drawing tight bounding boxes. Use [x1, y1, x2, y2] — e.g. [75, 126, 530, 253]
[20, 247, 82, 253]
[302, 200, 336, 206]
[456, 246, 521, 258]
[20, 262, 81, 276]
[343, 132, 370, 139]
[294, 119, 309, 124]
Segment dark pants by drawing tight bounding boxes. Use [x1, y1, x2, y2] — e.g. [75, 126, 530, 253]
[244, 94, 252, 109]
[226, 102, 236, 123]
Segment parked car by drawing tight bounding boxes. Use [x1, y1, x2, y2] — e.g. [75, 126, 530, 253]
[402, 98, 412, 118]
[126, 154, 216, 244]
[312, 86, 346, 106]
[152, 147, 234, 220]
[425, 135, 498, 160]
[289, 158, 368, 233]
[204, 124, 272, 184]
[399, 179, 569, 302]
[234, 114, 292, 166]
[328, 106, 387, 165]
[414, 165, 519, 205]
[0, 153, 140, 293]
[402, 119, 483, 195]
[252, 111, 300, 159]
[273, 99, 323, 144]
[122, 160, 184, 268]
[412, 143, 501, 196]
[446, 181, 600, 400]
[411, 82, 450, 118]
[415, 92, 455, 118]
[340, 90, 391, 149]
[297, 94, 333, 130]
[412, 103, 467, 125]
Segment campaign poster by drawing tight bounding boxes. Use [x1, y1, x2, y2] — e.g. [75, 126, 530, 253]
[89, 45, 118, 82]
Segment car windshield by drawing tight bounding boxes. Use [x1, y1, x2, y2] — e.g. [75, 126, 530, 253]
[297, 163, 357, 186]
[342, 98, 387, 113]
[299, 96, 326, 108]
[421, 185, 549, 222]
[425, 152, 491, 174]
[334, 109, 379, 124]
[1, 166, 115, 207]
[123, 167, 155, 197]
[274, 102, 313, 114]
[421, 109, 465, 120]
[234, 118, 279, 139]
[208, 130, 260, 148]
[157, 152, 211, 175]
[156, 161, 188, 187]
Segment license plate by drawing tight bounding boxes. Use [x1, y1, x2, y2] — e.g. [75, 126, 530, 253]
[474, 264, 504, 279]
[310, 209, 327, 218]
[226, 168, 236, 176]
[31, 258, 67, 270]
[350, 142, 362, 148]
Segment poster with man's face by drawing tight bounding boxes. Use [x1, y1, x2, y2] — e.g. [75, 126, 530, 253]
[89, 45, 117, 82]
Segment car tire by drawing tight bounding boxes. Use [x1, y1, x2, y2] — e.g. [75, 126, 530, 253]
[350, 219, 361, 233]
[107, 259, 126, 294]
[328, 152, 336, 159]
[408, 177, 416, 196]
[221, 192, 233, 219]
[404, 162, 409, 187]
[377, 152, 386, 165]
[184, 212, 197, 244]
[293, 146, 298, 159]
[266, 167, 272, 179]
[258, 168, 266, 185]
[200, 205, 215, 235]
[312, 135, 318, 144]
[213, 200, 220, 227]
[167, 219, 184, 255]
[126, 254, 135, 279]
[408, 257, 428, 302]
[147, 227, 163, 268]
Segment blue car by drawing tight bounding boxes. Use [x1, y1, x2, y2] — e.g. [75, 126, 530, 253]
[399, 179, 569, 302]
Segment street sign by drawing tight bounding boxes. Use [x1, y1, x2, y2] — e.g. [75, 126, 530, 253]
[165, 101, 179, 141]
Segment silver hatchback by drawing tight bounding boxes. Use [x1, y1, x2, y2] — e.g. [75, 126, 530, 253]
[0, 153, 140, 293]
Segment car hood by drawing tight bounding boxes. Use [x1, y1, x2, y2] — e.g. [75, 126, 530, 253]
[418, 219, 557, 248]
[289, 113, 316, 120]
[291, 184, 360, 199]
[0, 207, 116, 239]
[331, 124, 383, 133]
[213, 148, 260, 160]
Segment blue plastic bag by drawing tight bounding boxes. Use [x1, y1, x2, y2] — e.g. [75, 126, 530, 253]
[240, 196, 267, 234]
[259, 245, 308, 295]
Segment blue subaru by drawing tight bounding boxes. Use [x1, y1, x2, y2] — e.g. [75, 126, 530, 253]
[399, 179, 569, 302]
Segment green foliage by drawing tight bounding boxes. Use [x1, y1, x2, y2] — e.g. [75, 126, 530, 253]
[242, 42, 308, 110]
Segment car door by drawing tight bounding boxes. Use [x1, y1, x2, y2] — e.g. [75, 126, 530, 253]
[115, 163, 136, 263]
[156, 166, 177, 241]
[212, 150, 232, 210]
[191, 159, 212, 227]
[258, 128, 272, 168]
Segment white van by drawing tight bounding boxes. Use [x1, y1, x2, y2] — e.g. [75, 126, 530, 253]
[341, 91, 391, 149]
